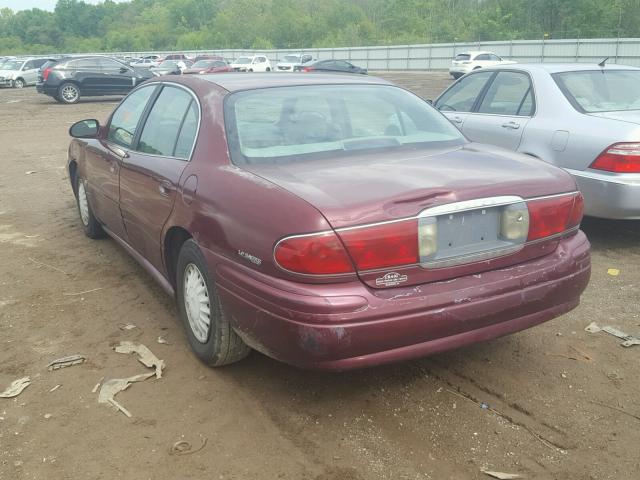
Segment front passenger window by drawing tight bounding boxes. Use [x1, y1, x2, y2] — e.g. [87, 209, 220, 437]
[107, 85, 156, 148]
[435, 71, 493, 112]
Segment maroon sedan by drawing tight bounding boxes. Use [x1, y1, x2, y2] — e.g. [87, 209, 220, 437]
[67, 73, 591, 370]
[183, 59, 232, 75]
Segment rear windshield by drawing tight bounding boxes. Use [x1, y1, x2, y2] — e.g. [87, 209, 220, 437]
[225, 84, 464, 165]
[455, 54, 471, 61]
[283, 55, 301, 62]
[553, 70, 640, 113]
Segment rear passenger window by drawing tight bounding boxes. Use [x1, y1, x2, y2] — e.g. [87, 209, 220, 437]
[107, 85, 156, 148]
[435, 71, 493, 112]
[137, 86, 194, 158]
[477, 71, 534, 116]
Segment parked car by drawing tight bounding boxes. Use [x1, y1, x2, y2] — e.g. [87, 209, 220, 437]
[150, 59, 193, 76]
[0, 57, 51, 88]
[448, 51, 515, 79]
[66, 73, 590, 370]
[130, 58, 160, 68]
[301, 59, 367, 74]
[164, 53, 190, 61]
[193, 55, 224, 63]
[183, 60, 231, 75]
[37, 56, 155, 104]
[434, 63, 640, 219]
[229, 55, 271, 72]
[276, 53, 314, 72]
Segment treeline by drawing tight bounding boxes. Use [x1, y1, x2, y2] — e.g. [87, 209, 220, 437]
[1, 0, 640, 55]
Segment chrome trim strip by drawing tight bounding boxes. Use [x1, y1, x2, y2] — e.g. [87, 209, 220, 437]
[418, 195, 523, 217]
[107, 81, 202, 162]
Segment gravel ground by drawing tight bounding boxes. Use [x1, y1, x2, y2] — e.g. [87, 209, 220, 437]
[0, 72, 639, 480]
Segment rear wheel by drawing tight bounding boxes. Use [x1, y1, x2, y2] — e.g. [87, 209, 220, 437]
[75, 175, 104, 239]
[176, 240, 250, 367]
[13, 78, 25, 88]
[451, 73, 462, 79]
[266, 67, 271, 72]
[59, 82, 81, 104]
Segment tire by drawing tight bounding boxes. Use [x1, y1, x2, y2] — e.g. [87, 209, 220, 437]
[248, 68, 253, 72]
[451, 73, 462, 79]
[13, 78, 25, 88]
[473, 66, 482, 70]
[58, 82, 81, 104]
[266, 67, 271, 72]
[75, 175, 105, 239]
[176, 239, 250, 366]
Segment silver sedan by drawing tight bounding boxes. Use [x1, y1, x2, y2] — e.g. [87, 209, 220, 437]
[434, 63, 640, 219]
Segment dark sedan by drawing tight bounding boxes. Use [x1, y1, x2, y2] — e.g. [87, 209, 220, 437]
[66, 73, 590, 370]
[301, 59, 367, 74]
[37, 56, 154, 104]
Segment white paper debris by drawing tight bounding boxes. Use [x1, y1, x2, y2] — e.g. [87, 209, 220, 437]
[481, 470, 523, 479]
[97, 373, 154, 418]
[114, 341, 165, 378]
[0, 377, 31, 398]
[47, 355, 86, 371]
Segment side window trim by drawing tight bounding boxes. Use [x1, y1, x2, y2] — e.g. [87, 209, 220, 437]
[130, 84, 165, 150]
[471, 70, 536, 117]
[172, 99, 195, 159]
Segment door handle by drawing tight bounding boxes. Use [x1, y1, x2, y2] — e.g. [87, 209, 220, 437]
[501, 121, 520, 130]
[158, 180, 175, 196]
[452, 116, 463, 124]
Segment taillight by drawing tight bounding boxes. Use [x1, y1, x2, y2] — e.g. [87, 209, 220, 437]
[590, 143, 640, 173]
[337, 219, 419, 271]
[302, 67, 313, 72]
[274, 232, 354, 275]
[527, 193, 583, 241]
[42, 67, 52, 81]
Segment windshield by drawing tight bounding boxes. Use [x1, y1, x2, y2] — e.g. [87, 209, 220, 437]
[234, 57, 251, 64]
[283, 55, 301, 63]
[553, 70, 640, 113]
[455, 54, 471, 61]
[2, 60, 22, 70]
[225, 85, 464, 165]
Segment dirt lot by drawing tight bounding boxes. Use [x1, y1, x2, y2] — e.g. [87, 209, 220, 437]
[1, 72, 639, 480]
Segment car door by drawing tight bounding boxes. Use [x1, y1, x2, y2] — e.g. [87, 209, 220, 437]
[461, 70, 535, 151]
[98, 58, 136, 94]
[84, 84, 158, 238]
[69, 58, 103, 94]
[434, 70, 495, 129]
[119, 84, 199, 271]
[21, 60, 38, 84]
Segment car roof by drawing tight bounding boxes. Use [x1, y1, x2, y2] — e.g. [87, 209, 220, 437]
[457, 51, 494, 55]
[197, 72, 390, 92]
[481, 62, 640, 73]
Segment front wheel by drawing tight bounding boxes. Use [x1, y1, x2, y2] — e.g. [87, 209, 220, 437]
[58, 82, 81, 104]
[13, 78, 25, 88]
[266, 67, 271, 72]
[176, 240, 250, 366]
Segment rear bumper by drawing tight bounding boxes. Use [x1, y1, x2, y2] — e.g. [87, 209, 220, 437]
[569, 168, 640, 219]
[449, 66, 471, 75]
[210, 232, 591, 370]
[36, 83, 58, 96]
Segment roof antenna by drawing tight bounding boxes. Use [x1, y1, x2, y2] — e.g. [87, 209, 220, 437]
[598, 57, 609, 68]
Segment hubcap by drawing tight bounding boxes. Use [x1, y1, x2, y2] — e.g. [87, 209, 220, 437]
[14, 80, 24, 88]
[77, 181, 90, 226]
[183, 263, 211, 343]
[61, 85, 78, 102]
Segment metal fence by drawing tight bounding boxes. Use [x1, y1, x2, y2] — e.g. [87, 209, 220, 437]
[107, 37, 640, 70]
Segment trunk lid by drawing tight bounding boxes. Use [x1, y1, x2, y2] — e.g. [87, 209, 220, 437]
[244, 143, 577, 288]
[589, 110, 640, 126]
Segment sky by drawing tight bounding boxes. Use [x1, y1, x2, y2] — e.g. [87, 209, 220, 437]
[0, 0, 128, 11]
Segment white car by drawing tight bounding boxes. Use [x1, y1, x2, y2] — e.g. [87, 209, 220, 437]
[130, 58, 160, 68]
[0, 57, 51, 88]
[449, 51, 515, 79]
[276, 53, 314, 72]
[230, 55, 272, 72]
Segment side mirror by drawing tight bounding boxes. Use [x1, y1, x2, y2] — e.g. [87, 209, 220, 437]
[69, 119, 99, 139]
[119, 67, 129, 73]
[426, 99, 433, 105]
